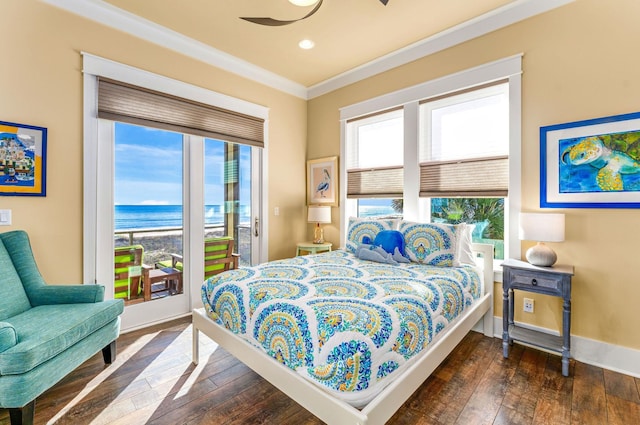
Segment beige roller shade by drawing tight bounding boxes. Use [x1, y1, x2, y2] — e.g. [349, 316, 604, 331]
[98, 78, 264, 147]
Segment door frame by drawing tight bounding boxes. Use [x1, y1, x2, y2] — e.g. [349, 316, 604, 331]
[82, 53, 269, 330]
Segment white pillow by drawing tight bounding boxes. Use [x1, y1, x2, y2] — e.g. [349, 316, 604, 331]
[345, 217, 398, 253]
[457, 223, 476, 266]
[398, 220, 461, 267]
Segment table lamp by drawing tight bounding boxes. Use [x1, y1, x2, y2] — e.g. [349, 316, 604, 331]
[308, 205, 331, 244]
[519, 212, 565, 267]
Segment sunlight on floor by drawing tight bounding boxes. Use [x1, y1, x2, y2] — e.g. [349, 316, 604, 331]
[46, 324, 218, 425]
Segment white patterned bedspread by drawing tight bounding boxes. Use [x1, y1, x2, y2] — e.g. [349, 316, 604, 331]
[201, 250, 482, 408]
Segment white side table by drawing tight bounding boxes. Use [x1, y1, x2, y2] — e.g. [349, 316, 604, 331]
[296, 241, 332, 256]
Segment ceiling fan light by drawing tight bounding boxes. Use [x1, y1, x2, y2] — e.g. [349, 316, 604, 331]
[299, 39, 315, 49]
[289, 0, 318, 6]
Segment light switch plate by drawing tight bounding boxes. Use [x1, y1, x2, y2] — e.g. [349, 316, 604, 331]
[0, 209, 11, 226]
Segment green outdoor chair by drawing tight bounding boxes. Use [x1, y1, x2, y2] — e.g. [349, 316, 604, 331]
[114, 245, 145, 300]
[0, 230, 124, 425]
[156, 236, 239, 280]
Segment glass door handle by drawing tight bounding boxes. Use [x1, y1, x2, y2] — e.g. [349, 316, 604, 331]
[254, 217, 259, 237]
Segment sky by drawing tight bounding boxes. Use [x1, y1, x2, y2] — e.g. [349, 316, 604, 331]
[114, 122, 251, 206]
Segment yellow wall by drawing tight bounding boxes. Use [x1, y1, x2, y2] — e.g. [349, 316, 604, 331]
[0, 0, 308, 278]
[308, 0, 640, 351]
[3, 0, 639, 352]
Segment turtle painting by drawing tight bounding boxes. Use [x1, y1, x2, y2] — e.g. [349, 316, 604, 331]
[559, 131, 640, 193]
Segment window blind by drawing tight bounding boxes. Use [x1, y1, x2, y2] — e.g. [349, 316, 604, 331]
[419, 155, 508, 197]
[347, 166, 403, 198]
[97, 78, 264, 147]
[345, 108, 404, 199]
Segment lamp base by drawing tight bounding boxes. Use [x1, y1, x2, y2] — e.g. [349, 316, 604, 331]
[526, 242, 557, 267]
[313, 225, 325, 244]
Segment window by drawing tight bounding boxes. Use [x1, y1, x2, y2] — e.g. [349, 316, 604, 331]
[340, 55, 522, 262]
[419, 83, 508, 259]
[345, 109, 404, 219]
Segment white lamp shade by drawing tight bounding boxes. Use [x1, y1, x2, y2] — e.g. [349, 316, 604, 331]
[308, 206, 331, 224]
[519, 213, 565, 242]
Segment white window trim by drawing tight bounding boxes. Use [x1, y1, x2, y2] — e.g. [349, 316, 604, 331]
[82, 53, 270, 327]
[339, 55, 522, 274]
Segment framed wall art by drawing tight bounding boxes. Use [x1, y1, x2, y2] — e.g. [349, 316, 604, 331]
[541, 111, 640, 208]
[307, 156, 338, 206]
[0, 120, 47, 196]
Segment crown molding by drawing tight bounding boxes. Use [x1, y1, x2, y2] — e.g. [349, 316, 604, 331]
[40, 0, 574, 101]
[40, 0, 309, 99]
[307, 0, 575, 98]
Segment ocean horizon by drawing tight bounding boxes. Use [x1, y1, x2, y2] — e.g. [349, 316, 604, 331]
[114, 204, 251, 231]
[115, 204, 397, 231]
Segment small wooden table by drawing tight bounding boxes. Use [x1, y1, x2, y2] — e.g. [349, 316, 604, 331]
[143, 267, 183, 301]
[296, 241, 332, 256]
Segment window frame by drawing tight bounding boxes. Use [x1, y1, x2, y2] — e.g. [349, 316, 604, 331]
[340, 55, 522, 273]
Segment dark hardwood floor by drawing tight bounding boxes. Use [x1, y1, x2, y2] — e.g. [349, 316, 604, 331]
[2, 316, 639, 424]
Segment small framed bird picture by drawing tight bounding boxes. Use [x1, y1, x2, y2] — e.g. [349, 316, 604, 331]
[307, 156, 338, 206]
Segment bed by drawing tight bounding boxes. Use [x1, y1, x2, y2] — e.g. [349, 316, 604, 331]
[192, 220, 494, 425]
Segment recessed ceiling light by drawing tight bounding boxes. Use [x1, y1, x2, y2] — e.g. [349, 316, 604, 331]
[299, 39, 315, 49]
[289, 0, 318, 6]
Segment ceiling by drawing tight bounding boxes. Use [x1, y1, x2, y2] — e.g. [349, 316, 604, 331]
[44, 0, 572, 98]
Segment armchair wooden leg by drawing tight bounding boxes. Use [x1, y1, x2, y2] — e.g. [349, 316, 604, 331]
[102, 340, 117, 364]
[9, 400, 35, 425]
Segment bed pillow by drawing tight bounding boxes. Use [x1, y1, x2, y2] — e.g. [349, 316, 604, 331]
[345, 217, 397, 253]
[457, 223, 477, 266]
[398, 220, 462, 267]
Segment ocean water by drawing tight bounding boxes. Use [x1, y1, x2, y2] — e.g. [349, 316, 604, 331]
[115, 205, 250, 230]
[359, 206, 397, 217]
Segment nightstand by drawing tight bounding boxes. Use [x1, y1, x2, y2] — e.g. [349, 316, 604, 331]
[296, 241, 332, 256]
[501, 258, 575, 376]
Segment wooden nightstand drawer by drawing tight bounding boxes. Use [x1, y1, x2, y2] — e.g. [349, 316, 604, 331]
[509, 269, 561, 292]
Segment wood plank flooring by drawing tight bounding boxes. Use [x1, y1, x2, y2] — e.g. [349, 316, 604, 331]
[2, 317, 639, 425]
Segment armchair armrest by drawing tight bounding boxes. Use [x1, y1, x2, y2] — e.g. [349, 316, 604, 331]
[0, 322, 17, 353]
[28, 284, 106, 306]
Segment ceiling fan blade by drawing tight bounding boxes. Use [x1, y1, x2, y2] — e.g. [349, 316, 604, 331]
[241, 0, 323, 27]
[379, 0, 389, 4]
[240, 17, 298, 26]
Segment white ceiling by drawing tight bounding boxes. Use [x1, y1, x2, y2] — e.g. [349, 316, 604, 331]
[42, 0, 573, 98]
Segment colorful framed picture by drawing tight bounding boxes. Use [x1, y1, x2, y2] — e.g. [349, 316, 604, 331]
[307, 156, 338, 206]
[0, 120, 47, 196]
[541, 111, 640, 208]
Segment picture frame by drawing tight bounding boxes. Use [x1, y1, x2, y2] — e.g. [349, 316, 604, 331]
[541, 111, 640, 208]
[307, 156, 338, 206]
[0, 120, 47, 197]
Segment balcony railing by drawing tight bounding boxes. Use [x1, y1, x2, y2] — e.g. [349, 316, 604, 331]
[114, 224, 251, 267]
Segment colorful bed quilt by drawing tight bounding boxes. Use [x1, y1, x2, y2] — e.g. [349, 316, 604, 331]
[201, 250, 482, 408]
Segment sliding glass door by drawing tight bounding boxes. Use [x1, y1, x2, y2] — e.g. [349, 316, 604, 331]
[204, 139, 253, 265]
[94, 120, 263, 330]
[84, 53, 269, 330]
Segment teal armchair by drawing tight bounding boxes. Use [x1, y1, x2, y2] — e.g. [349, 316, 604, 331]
[0, 230, 124, 425]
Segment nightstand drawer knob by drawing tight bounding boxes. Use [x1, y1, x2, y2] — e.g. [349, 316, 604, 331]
[531, 278, 538, 286]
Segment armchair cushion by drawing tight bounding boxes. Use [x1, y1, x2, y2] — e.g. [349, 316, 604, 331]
[0, 322, 17, 353]
[0, 300, 123, 375]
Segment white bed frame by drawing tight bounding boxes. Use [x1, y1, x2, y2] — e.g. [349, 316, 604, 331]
[192, 243, 494, 425]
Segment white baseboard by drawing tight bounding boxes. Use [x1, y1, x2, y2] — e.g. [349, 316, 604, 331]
[490, 317, 640, 378]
